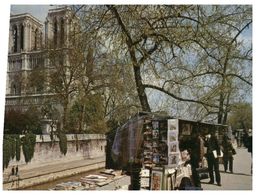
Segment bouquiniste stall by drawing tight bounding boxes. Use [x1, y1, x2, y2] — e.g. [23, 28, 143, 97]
[111, 112, 228, 190]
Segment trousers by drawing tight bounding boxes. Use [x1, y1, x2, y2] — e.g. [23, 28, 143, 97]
[207, 153, 221, 184]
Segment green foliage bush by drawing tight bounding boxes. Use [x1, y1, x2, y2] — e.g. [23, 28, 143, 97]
[15, 136, 21, 161]
[3, 135, 21, 170]
[21, 133, 36, 163]
[58, 132, 67, 155]
[3, 136, 12, 170]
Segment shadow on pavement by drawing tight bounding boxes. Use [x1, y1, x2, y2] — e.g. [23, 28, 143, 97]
[219, 171, 251, 176]
[201, 181, 216, 185]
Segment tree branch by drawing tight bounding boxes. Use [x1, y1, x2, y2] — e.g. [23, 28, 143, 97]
[144, 84, 219, 108]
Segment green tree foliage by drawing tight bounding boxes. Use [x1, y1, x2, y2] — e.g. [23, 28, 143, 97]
[69, 93, 108, 133]
[83, 94, 106, 133]
[24, 107, 43, 134]
[4, 107, 42, 134]
[228, 102, 252, 130]
[4, 109, 26, 134]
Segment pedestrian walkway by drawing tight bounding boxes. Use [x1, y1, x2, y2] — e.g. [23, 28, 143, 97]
[201, 148, 252, 190]
[95, 148, 252, 191]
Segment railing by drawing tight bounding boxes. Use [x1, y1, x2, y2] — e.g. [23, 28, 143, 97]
[5, 93, 56, 107]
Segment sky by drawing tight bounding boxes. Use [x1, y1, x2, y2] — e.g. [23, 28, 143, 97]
[11, 5, 51, 22]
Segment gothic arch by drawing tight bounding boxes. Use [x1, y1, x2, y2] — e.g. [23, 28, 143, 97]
[60, 17, 65, 47]
[34, 28, 38, 50]
[20, 24, 24, 51]
[13, 25, 18, 52]
[11, 82, 16, 95]
[53, 17, 58, 47]
[11, 82, 17, 95]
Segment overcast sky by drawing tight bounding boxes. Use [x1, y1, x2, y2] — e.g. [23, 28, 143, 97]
[11, 5, 52, 22]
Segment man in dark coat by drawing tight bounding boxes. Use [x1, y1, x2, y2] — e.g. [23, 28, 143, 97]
[189, 132, 203, 188]
[204, 131, 222, 186]
[180, 131, 203, 189]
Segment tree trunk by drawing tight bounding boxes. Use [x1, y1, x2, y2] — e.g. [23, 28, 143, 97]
[109, 5, 151, 112]
[133, 65, 151, 112]
[79, 104, 85, 132]
[62, 98, 69, 132]
[217, 92, 224, 124]
[223, 91, 231, 124]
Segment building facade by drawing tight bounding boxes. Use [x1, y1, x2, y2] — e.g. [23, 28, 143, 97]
[6, 7, 77, 133]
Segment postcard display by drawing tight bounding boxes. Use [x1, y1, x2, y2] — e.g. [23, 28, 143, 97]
[142, 118, 184, 190]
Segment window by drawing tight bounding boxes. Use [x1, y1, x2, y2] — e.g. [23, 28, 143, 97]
[13, 25, 18, 52]
[60, 18, 64, 47]
[11, 82, 21, 95]
[20, 24, 24, 50]
[34, 29, 38, 50]
[53, 18, 58, 47]
[11, 83, 16, 95]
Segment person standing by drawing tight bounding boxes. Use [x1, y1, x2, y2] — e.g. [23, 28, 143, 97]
[179, 130, 203, 189]
[204, 131, 222, 186]
[244, 130, 252, 174]
[8, 166, 15, 181]
[11, 166, 15, 175]
[222, 135, 236, 173]
[247, 133, 252, 174]
[15, 165, 19, 176]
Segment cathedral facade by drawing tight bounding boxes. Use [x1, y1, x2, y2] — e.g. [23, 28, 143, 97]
[6, 7, 76, 108]
[5, 6, 78, 133]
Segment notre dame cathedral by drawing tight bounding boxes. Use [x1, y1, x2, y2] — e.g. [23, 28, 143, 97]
[5, 6, 78, 133]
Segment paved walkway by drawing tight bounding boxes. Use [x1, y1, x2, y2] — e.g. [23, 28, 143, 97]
[96, 148, 252, 191]
[201, 147, 252, 190]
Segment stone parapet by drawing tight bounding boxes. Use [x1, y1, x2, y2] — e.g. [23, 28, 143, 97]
[4, 134, 107, 171]
[36, 134, 106, 142]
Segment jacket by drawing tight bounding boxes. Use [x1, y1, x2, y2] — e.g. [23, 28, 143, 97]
[205, 135, 221, 156]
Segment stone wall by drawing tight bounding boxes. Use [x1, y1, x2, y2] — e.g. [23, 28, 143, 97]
[8, 134, 106, 168]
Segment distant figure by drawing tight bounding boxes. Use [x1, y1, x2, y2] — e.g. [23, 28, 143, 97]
[244, 130, 252, 174]
[222, 135, 236, 173]
[11, 166, 15, 175]
[8, 166, 15, 181]
[204, 131, 222, 186]
[244, 130, 252, 154]
[15, 165, 19, 176]
[236, 134, 241, 147]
